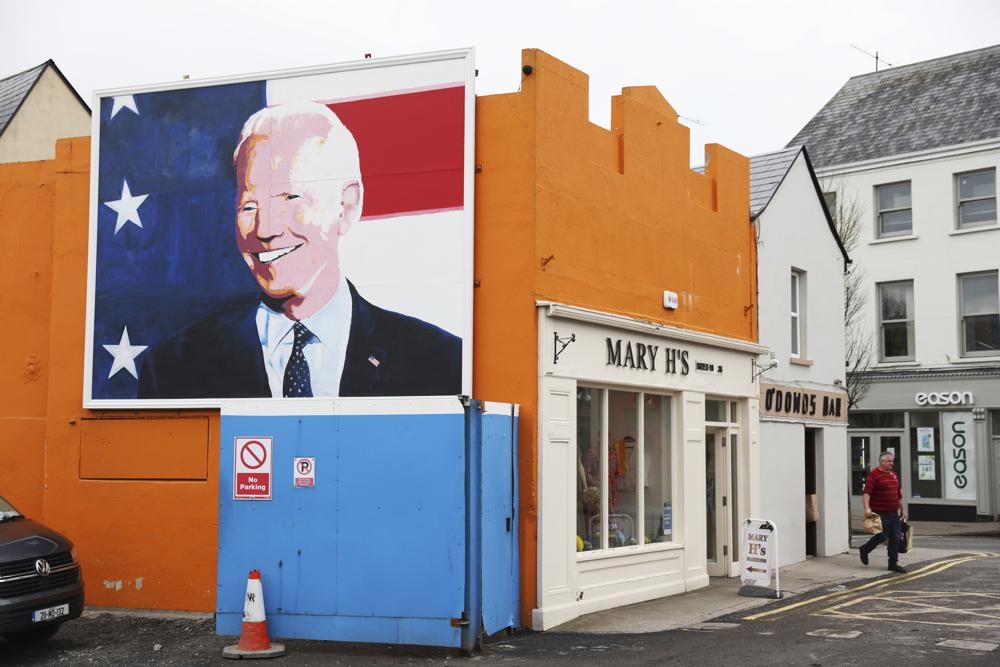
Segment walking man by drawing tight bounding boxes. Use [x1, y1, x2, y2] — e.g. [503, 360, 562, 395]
[860, 451, 907, 573]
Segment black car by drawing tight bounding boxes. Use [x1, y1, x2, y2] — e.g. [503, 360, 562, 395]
[0, 495, 83, 642]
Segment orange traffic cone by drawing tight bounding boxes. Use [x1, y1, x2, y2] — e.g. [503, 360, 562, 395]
[223, 569, 285, 659]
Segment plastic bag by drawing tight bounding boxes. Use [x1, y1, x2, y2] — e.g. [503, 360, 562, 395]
[899, 520, 913, 553]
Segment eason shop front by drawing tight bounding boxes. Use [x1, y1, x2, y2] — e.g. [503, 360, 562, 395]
[533, 303, 766, 629]
[849, 369, 1000, 522]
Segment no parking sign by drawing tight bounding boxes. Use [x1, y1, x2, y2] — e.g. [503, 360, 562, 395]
[234, 437, 272, 500]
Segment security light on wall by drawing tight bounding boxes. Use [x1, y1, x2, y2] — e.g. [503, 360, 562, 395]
[663, 290, 679, 310]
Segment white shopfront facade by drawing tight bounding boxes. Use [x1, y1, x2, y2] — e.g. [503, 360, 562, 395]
[533, 302, 766, 629]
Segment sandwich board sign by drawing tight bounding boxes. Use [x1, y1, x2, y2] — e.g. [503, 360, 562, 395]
[740, 518, 780, 598]
[234, 437, 272, 500]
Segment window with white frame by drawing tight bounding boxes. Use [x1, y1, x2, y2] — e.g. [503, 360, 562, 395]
[575, 387, 673, 552]
[791, 270, 804, 357]
[875, 181, 912, 238]
[959, 271, 1000, 357]
[956, 169, 997, 229]
[878, 280, 915, 361]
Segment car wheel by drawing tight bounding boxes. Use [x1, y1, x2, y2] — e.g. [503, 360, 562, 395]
[3, 624, 62, 643]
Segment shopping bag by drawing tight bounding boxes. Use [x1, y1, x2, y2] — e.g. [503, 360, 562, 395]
[863, 513, 882, 535]
[899, 520, 913, 553]
[805, 494, 820, 523]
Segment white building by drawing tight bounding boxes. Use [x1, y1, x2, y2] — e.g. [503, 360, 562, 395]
[751, 146, 851, 566]
[0, 60, 90, 164]
[789, 45, 1000, 522]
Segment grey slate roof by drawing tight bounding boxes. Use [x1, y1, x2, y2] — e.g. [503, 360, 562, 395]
[748, 145, 850, 267]
[749, 146, 801, 218]
[0, 60, 89, 140]
[787, 44, 1000, 168]
[0, 62, 48, 137]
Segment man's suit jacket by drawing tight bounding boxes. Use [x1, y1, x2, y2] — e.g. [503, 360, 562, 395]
[137, 281, 462, 399]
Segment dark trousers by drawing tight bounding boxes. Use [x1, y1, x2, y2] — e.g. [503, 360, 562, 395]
[862, 512, 901, 565]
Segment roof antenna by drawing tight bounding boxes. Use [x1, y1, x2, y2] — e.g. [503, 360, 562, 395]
[850, 44, 892, 72]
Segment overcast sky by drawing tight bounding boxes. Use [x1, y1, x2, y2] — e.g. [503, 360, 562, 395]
[3, 0, 998, 164]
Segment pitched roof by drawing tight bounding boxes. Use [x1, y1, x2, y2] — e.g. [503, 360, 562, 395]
[749, 145, 850, 267]
[0, 60, 90, 140]
[749, 146, 800, 218]
[786, 44, 1000, 168]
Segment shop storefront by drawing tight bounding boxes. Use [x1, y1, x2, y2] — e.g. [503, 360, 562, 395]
[532, 302, 765, 629]
[759, 382, 849, 566]
[849, 370, 1000, 521]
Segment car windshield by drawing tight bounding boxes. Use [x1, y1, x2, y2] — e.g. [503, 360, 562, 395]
[0, 495, 23, 522]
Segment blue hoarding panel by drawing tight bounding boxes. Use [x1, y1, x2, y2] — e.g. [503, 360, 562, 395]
[481, 405, 520, 634]
[336, 413, 465, 618]
[217, 411, 464, 648]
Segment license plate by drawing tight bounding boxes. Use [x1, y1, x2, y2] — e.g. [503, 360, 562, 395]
[32, 604, 69, 622]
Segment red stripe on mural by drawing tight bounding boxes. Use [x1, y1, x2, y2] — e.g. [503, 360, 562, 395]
[328, 85, 465, 220]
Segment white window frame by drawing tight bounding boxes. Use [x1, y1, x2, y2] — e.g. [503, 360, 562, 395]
[791, 272, 801, 357]
[958, 270, 1000, 358]
[955, 168, 997, 230]
[877, 280, 915, 362]
[875, 180, 913, 238]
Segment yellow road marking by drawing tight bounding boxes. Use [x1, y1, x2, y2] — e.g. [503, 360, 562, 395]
[742, 553, 994, 622]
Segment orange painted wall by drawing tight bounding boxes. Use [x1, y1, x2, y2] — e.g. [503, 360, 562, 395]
[0, 158, 56, 519]
[0, 139, 220, 611]
[474, 50, 755, 627]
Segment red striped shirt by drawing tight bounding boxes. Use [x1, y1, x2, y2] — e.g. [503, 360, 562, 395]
[863, 468, 901, 513]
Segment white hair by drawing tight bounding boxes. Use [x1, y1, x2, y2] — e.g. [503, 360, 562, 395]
[233, 102, 363, 183]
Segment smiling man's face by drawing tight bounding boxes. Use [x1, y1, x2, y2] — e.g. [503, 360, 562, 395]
[235, 123, 360, 317]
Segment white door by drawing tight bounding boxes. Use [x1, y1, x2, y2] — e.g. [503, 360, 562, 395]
[706, 427, 738, 577]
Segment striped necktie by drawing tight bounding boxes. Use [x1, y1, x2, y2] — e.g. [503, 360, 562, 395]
[282, 322, 313, 398]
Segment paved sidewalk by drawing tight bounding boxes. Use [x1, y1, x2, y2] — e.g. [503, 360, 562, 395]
[552, 542, 975, 634]
[850, 516, 1000, 537]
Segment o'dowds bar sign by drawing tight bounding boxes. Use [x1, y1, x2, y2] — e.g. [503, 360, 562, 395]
[760, 382, 847, 424]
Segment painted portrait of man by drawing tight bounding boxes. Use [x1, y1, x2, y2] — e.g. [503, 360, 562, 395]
[88, 52, 472, 405]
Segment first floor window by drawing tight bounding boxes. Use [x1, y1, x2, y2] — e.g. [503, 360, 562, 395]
[791, 271, 802, 356]
[875, 181, 912, 237]
[878, 280, 915, 361]
[959, 271, 1000, 356]
[576, 387, 673, 552]
[956, 169, 997, 229]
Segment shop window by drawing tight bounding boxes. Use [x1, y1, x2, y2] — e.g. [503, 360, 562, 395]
[956, 168, 997, 229]
[644, 394, 673, 544]
[909, 412, 941, 499]
[875, 181, 912, 237]
[576, 387, 604, 552]
[850, 435, 871, 495]
[993, 410, 1000, 437]
[576, 386, 674, 553]
[848, 412, 905, 429]
[607, 390, 638, 549]
[959, 271, 1000, 357]
[878, 280, 915, 361]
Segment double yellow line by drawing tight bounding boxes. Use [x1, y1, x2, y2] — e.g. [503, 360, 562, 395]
[743, 552, 998, 622]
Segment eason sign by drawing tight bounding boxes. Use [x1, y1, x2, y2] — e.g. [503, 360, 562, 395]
[234, 437, 272, 500]
[741, 519, 778, 591]
[915, 391, 974, 406]
[941, 412, 977, 501]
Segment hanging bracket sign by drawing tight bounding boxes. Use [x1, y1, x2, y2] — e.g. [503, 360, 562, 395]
[234, 437, 272, 500]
